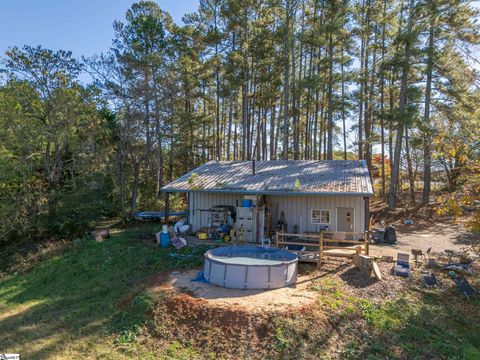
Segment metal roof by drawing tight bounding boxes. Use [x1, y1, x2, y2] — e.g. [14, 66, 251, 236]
[161, 160, 373, 197]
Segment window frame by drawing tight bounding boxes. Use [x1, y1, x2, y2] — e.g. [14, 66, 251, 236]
[311, 209, 331, 225]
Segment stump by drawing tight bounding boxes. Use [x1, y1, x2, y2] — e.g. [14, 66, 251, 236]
[90, 229, 110, 241]
[352, 254, 374, 276]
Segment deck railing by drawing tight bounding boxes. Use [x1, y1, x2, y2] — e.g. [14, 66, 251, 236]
[275, 230, 369, 268]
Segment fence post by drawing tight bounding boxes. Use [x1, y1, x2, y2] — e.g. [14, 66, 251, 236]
[276, 232, 279, 248]
[364, 231, 369, 255]
[318, 231, 324, 269]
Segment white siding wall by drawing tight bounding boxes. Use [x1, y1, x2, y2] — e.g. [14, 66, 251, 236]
[267, 195, 365, 234]
[190, 192, 244, 231]
[189, 192, 366, 234]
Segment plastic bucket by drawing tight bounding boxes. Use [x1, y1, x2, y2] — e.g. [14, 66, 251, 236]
[242, 199, 253, 207]
[160, 232, 170, 248]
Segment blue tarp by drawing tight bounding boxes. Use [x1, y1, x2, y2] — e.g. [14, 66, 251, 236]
[191, 271, 209, 283]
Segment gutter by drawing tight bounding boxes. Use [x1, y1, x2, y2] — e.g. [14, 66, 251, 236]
[160, 188, 374, 197]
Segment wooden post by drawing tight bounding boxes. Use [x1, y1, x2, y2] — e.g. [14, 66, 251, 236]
[364, 196, 370, 231]
[164, 192, 170, 223]
[364, 231, 369, 255]
[276, 232, 279, 248]
[318, 231, 324, 269]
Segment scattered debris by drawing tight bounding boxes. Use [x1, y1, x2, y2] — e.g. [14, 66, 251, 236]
[441, 263, 474, 274]
[173, 218, 190, 234]
[171, 236, 187, 249]
[372, 261, 382, 281]
[445, 249, 463, 262]
[427, 258, 438, 267]
[421, 271, 438, 288]
[451, 276, 478, 299]
[169, 253, 195, 260]
[411, 248, 425, 266]
[89, 228, 110, 241]
[372, 228, 385, 243]
[384, 225, 397, 244]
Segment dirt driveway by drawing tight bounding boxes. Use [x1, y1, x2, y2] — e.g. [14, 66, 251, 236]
[370, 221, 480, 259]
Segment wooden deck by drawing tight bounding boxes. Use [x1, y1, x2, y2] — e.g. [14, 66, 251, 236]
[275, 231, 369, 268]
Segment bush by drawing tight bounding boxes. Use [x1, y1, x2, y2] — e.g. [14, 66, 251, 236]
[43, 172, 115, 239]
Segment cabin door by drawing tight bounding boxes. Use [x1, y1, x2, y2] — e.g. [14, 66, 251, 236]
[337, 208, 354, 232]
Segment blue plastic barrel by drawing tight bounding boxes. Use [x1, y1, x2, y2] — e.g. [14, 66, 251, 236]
[160, 232, 170, 248]
[242, 199, 253, 207]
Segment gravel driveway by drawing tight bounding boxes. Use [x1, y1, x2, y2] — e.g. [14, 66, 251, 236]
[370, 221, 480, 259]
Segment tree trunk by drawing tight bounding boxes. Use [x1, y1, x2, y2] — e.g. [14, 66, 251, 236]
[214, 4, 221, 161]
[241, 8, 249, 160]
[365, 30, 377, 180]
[423, 11, 435, 204]
[129, 157, 141, 219]
[380, 0, 387, 197]
[388, 0, 415, 209]
[282, 1, 292, 160]
[358, 3, 366, 159]
[405, 126, 415, 204]
[269, 101, 276, 160]
[326, 28, 334, 160]
[341, 46, 347, 160]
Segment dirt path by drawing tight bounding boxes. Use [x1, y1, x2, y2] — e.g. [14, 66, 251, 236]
[370, 221, 480, 259]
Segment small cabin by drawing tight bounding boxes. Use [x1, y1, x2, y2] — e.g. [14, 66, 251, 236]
[161, 160, 373, 241]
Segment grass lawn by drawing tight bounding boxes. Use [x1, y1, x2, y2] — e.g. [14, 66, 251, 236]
[0, 225, 210, 359]
[0, 224, 479, 359]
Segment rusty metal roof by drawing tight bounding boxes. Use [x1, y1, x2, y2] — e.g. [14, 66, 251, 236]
[161, 160, 373, 196]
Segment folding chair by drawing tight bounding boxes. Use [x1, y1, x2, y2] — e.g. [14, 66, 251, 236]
[394, 253, 411, 277]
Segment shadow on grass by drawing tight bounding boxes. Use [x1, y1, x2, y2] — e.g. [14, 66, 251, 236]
[270, 273, 480, 360]
[0, 226, 207, 359]
[347, 288, 480, 359]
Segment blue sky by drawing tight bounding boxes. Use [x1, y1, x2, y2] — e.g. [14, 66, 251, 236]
[0, 0, 198, 58]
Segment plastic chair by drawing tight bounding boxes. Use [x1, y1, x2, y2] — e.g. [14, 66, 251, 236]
[394, 253, 410, 277]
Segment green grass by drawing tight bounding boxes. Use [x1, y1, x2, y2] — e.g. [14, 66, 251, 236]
[360, 293, 480, 360]
[308, 277, 480, 360]
[0, 225, 209, 359]
[1, 225, 479, 359]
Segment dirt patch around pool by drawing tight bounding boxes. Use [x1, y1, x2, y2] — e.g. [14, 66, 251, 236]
[143, 257, 411, 314]
[136, 258, 425, 359]
[153, 268, 319, 313]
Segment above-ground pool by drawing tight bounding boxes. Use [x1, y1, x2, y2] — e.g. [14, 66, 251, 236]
[204, 245, 298, 290]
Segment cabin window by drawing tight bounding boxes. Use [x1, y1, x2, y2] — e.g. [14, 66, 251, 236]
[311, 209, 330, 224]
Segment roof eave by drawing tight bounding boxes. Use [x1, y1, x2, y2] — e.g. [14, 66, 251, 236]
[161, 188, 374, 197]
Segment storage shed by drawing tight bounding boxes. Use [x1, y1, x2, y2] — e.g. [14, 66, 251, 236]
[161, 160, 373, 241]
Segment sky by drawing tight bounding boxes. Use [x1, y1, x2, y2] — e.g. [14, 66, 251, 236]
[0, 0, 199, 59]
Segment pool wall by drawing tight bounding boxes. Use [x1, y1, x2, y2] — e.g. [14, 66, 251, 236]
[203, 246, 298, 290]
